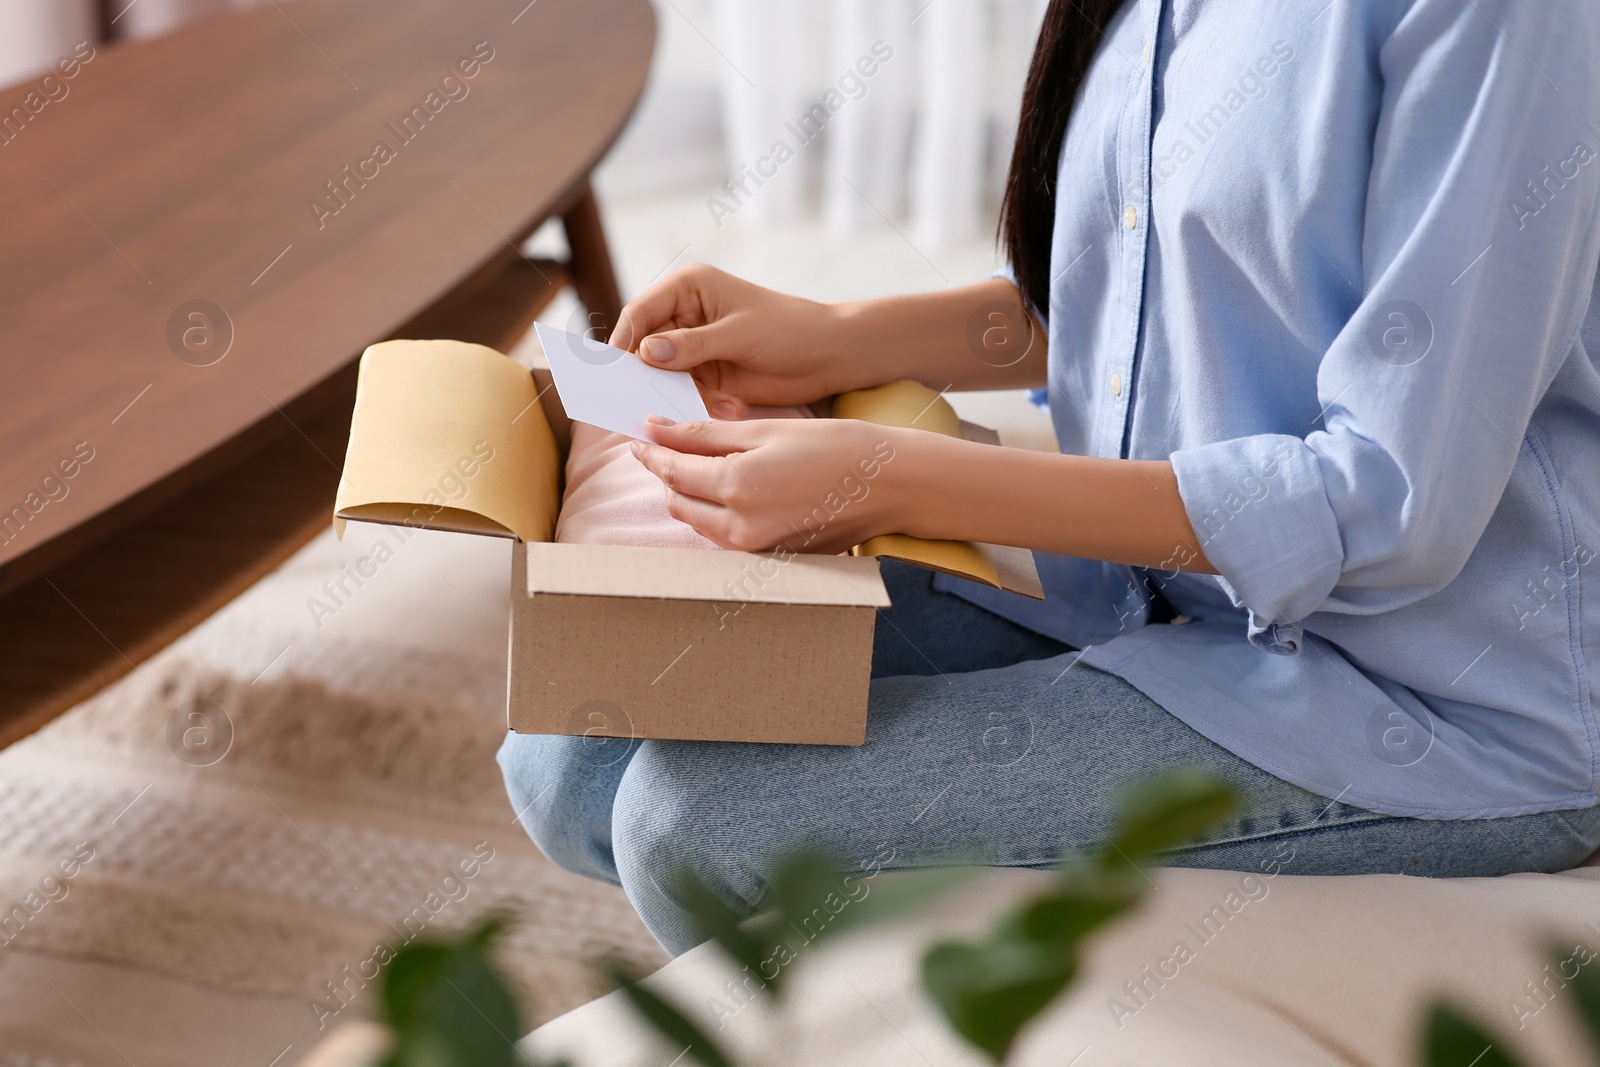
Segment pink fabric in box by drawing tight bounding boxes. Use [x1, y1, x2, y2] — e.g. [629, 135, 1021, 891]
[554, 406, 811, 548]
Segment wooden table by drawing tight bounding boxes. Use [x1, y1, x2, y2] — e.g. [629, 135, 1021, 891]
[0, 0, 654, 745]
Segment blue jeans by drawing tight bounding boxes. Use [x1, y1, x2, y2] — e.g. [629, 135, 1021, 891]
[498, 562, 1600, 955]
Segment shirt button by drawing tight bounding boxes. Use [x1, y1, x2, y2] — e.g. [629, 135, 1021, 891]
[1110, 372, 1124, 395]
[1123, 205, 1138, 229]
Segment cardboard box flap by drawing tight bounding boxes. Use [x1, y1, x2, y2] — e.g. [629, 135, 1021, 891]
[959, 419, 999, 446]
[522, 542, 891, 607]
[984, 542, 1045, 600]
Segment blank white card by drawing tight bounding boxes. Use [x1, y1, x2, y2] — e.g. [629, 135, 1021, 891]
[534, 323, 710, 441]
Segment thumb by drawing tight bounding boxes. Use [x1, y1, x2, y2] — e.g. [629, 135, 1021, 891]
[638, 319, 742, 371]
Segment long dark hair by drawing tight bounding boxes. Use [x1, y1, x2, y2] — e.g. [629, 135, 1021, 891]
[1001, 0, 1128, 319]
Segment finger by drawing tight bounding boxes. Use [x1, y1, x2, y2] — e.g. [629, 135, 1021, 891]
[612, 270, 707, 353]
[613, 263, 733, 352]
[661, 492, 743, 550]
[643, 415, 761, 458]
[701, 389, 747, 421]
[631, 439, 736, 503]
[637, 318, 746, 371]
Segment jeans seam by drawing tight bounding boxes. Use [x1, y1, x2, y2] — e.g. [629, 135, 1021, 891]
[1172, 811, 1401, 855]
[1551, 806, 1600, 850]
[914, 814, 1406, 872]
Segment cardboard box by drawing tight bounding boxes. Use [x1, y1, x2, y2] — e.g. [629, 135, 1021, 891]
[335, 348, 1037, 748]
[508, 541, 890, 746]
[495, 365, 899, 747]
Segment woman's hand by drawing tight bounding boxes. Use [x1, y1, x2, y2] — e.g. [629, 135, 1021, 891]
[611, 265, 863, 416]
[632, 411, 1216, 574]
[631, 415, 906, 554]
[610, 268, 1048, 415]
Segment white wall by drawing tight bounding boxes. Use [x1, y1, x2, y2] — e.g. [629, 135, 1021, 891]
[595, 0, 729, 199]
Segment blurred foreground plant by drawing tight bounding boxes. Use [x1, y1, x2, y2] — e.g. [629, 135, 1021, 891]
[374, 915, 567, 1067]
[922, 771, 1237, 1060]
[615, 769, 1239, 1065]
[1423, 949, 1600, 1067]
[360, 777, 1599, 1067]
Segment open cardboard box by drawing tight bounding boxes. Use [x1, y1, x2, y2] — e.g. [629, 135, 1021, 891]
[334, 340, 1041, 747]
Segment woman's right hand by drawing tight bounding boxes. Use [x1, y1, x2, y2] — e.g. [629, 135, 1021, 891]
[609, 265, 864, 417]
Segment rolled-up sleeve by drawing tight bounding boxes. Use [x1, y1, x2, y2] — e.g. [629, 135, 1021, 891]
[1171, 0, 1600, 647]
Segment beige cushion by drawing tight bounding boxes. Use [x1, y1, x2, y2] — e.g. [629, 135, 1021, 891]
[525, 861, 1600, 1066]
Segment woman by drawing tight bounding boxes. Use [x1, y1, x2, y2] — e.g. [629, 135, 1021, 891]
[501, 0, 1600, 954]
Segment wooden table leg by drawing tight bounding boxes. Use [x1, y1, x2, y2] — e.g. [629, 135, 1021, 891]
[561, 180, 626, 341]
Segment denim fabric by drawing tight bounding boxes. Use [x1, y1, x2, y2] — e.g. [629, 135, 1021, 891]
[499, 563, 1600, 955]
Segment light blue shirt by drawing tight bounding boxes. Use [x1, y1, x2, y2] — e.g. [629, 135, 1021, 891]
[942, 0, 1600, 819]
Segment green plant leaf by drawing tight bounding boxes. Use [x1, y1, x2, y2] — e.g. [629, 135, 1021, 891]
[922, 936, 1078, 1062]
[754, 852, 963, 987]
[1422, 1004, 1524, 1067]
[1005, 877, 1142, 947]
[680, 854, 974, 1006]
[377, 916, 524, 1067]
[828, 867, 977, 943]
[1566, 951, 1600, 1060]
[766, 853, 974, 939]
[1105, 771, 1240, 868]
[607, 963, 739, 1067]
[379, 942, 454, 1027]
[910, 771, 1239, 1061]
[677, 871, 776, 995]
[765, 851, 858, 949]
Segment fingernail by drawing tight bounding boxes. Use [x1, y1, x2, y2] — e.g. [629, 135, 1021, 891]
[630, 439, 644, 456]
[644, 337, 676, 362]
[711, 400, 737, 419]
[646, 414, 676, 426]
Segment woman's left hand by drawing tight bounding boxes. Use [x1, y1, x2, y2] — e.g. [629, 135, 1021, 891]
[631, 415, 907, 554]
